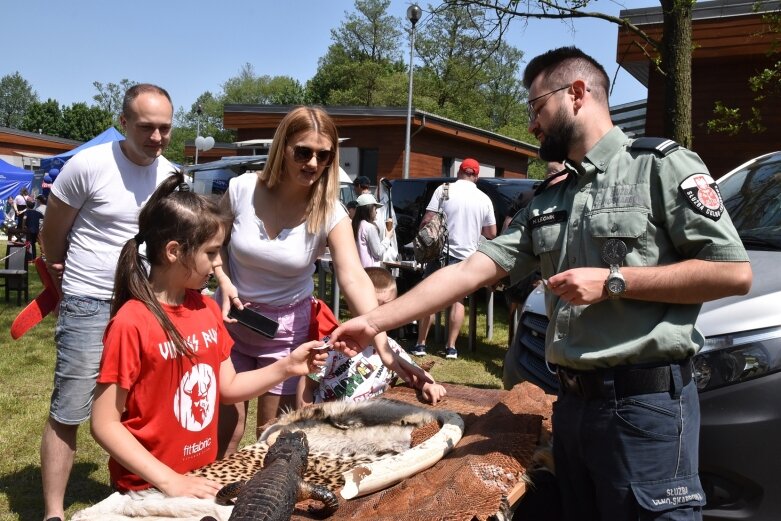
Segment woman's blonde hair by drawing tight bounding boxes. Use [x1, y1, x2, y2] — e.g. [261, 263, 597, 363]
[260, 106, 341, 235]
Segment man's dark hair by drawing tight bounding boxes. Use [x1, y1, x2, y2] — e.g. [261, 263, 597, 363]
[353, 175, 371, 188]
[523, 46, 610, 104]
[121, 83, 173, 116]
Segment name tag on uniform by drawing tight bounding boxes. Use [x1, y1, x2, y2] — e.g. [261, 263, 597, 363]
[529, 210, 567, 230]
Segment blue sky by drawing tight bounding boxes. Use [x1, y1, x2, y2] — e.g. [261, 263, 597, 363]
[2, 0, 649, 116]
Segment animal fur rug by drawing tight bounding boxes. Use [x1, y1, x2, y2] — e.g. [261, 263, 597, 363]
[72, 399, 463, 521]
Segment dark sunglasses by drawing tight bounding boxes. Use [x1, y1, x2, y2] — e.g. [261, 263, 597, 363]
[291, 145, 334, 166]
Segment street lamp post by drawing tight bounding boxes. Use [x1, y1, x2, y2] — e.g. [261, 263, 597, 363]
[194, 104, 214, 165]
[403, 4, 422, 179]
[195, 104, 202, 165]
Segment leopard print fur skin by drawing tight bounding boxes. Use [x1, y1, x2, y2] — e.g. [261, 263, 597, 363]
[191, 444, 381, 490]
[191, 399, 441, 491]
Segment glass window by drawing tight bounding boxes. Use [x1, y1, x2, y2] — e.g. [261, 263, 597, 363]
[719, 153, 781, 250]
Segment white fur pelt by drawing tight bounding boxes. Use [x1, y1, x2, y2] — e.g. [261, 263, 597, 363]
[71, 489, 233, 521]
[260, 398, 440, 456]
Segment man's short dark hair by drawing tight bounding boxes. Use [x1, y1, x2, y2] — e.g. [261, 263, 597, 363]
[523, 46, 610, 104]
[122, 83, 173, 117]
[353, 176, 371, 188]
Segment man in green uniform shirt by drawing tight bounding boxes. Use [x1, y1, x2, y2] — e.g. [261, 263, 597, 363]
[330, 46, 752, 520]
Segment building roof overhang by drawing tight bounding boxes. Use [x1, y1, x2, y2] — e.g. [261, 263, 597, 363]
[223, 105, 539, 157]
[617, 0, 779, 86]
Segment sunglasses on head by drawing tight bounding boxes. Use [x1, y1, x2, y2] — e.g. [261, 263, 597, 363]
[291, 145, 334, 166]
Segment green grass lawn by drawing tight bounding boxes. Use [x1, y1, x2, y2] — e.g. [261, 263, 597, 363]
[0, 270, 510, 520]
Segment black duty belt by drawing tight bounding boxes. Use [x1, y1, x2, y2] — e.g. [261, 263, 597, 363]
[556, 360, 692, 399]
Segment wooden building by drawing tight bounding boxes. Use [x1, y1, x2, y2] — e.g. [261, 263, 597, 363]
[617, 0, 780, 177]
[0, 126, 80, 170]
[187, 105, 539, 182]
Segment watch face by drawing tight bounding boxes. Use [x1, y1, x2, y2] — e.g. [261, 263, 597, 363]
[602, 239, 628, 266]
[607, 276, 626, 295]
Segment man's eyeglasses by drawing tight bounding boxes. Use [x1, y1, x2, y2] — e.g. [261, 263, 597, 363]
[526, 85, 571, 121]
[291, 145, 334, 166]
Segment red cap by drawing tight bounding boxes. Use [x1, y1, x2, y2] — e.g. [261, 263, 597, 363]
[459, 158, 480, 176]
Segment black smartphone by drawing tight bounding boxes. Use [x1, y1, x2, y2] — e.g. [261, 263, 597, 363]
[228, 306, 279, 339]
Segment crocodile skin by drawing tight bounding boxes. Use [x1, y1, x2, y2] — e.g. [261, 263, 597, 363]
[225, 430, 339, 521]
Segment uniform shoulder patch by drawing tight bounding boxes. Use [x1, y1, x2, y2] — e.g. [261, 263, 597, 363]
[631, 137, 680, 157]
[679, 173, 724, 221]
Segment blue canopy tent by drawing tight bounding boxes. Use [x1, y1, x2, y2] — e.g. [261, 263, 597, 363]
[0, 158, 33, 200]
[40, 127, 125, 172]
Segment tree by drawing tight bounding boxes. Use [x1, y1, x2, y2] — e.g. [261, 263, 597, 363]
[21, 98, 63, 135]
[483, 42, 530, 137]
[438, 0, 695, 147]
[60, 102, 113, 141]
[164, 65, 309, 164]
[707, 4, 780, 135]
[221, 63, 305, 105]
[413, 3, 532, 141]
[0, 72, 38, 128]
[307, 0, 407, 106]
[176, 92, 227, 137]
[93, 79, 137, 127]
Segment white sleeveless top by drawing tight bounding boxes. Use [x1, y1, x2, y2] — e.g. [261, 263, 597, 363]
[225, 173, 347, 307]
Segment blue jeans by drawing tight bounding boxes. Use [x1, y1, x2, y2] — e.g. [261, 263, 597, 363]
[50, 295, 111, 425]
[553, 363, 705, 520]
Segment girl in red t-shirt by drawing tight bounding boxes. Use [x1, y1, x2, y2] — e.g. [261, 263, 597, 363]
[91, 172, 327, 498]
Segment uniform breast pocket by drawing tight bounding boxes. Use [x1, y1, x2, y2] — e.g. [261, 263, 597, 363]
[587, 209, 648, 262]
[531, 221, 566, 274]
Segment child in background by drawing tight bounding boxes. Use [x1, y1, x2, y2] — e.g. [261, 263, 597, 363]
[298, 267, 447, 407]
[90, 172, 327, 498]
[22, 200, 44, 261]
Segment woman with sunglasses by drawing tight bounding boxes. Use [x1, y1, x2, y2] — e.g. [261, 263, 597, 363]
[213, 106, 427, 457]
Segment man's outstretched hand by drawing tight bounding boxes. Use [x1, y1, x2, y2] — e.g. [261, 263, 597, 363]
[330, 317, 433, 387]
[329, 316, 379, 357]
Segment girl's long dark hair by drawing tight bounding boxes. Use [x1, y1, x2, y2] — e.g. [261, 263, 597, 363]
[112, 171, 227, 358]
[351, 204, 377, 239]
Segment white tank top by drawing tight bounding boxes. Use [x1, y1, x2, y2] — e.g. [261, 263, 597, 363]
[225, 173, 347, 306]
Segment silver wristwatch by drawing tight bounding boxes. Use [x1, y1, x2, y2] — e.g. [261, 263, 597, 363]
[605, 265, 627, 299]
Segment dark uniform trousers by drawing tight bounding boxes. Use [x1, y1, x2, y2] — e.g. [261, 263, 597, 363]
[553, 360, 705, 520]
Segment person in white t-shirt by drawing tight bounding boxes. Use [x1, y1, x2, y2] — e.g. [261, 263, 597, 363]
[214, 106, 429, 457]
[411, 158, 496, 360]
[38, 84, 175, 521]
[13, 187, 29, 229]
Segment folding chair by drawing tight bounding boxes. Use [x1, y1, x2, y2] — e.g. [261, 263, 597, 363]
[0, 243, 29, 306]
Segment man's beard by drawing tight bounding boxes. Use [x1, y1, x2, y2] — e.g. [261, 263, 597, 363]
[538, 109, 574, 162]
